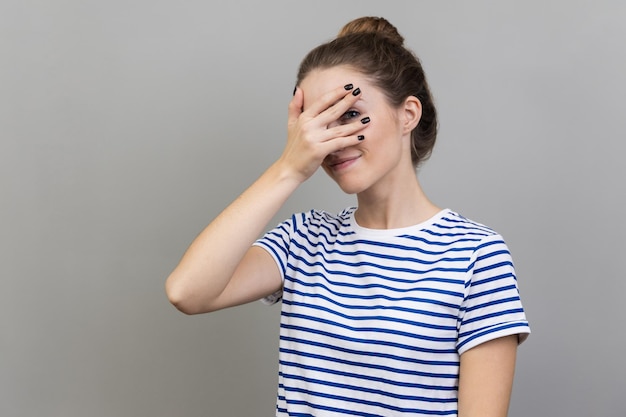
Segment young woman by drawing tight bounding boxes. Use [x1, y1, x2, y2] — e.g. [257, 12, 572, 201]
[166, 16, 530, 417]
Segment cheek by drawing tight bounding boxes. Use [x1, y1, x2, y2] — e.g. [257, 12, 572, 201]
[366, 135, 405, 170]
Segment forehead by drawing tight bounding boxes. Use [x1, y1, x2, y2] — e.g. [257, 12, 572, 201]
[300, 65, 372, 109]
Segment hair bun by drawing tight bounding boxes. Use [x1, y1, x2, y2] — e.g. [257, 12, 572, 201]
[337, 16, 404, 46]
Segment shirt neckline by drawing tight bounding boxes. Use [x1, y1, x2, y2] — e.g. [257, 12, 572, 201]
[348, 208, 451, 238]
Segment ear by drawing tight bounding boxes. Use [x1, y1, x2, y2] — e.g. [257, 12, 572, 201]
[401, 96, 422, 135]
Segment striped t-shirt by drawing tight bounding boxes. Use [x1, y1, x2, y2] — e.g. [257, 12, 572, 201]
[254, 207, 530, 416]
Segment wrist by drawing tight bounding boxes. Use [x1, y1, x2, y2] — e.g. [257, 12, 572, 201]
[269, 158, 308, 187]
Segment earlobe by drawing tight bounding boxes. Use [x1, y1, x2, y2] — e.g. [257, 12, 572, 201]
[403, 96, 422, 134]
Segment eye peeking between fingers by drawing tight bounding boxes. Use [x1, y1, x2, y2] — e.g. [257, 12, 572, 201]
[340, 110, 361, 123]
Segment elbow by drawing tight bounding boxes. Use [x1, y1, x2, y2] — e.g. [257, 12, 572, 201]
[165, 275, 205, 315]
[167, 295, 197, 316]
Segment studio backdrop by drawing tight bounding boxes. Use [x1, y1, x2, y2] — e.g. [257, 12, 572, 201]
[1, 1, 624, 416]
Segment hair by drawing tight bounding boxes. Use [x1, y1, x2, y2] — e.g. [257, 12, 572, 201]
[296, 17, 438, 168]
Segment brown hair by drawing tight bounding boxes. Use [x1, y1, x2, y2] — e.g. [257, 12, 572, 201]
[296, 17, 438, 168]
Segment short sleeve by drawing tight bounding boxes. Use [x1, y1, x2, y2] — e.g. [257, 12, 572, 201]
[457, 234, 530, 354]
[252, 215, 295, 305]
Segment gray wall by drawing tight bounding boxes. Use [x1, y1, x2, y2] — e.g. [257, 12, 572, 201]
[2, 1, 624, 416]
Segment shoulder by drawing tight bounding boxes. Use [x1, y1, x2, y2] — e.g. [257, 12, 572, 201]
[436, 209, 498, 236]
[428, 210, 517, 266]
[279, 207, 357, 247]
[292, 207, 356, 230]
[438, 211, 517, 274]
[418, 209, 502, 249]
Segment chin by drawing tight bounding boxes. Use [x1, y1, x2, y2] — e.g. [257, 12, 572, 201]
[324, 166, 373, 195]
[332, 178, 369, 195]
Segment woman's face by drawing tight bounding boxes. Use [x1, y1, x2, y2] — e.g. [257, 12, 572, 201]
[300, 65, 413, 195]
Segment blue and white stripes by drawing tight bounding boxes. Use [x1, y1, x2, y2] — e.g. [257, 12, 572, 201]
[254, 208, 530, 416]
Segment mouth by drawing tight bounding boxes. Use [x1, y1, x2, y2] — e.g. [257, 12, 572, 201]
[325, 155, 361, 172]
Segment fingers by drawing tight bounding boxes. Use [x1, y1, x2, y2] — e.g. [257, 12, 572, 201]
[298, 83, 368, 136]
[287, 87, 304, 123]
[303, 83, 358, 118]
[321, 132, 367, 155]
[284, 82, 370, 169]
[321, 113, 370, 142]
[299, 83, 371, 147]
[320, 120, 369, 154]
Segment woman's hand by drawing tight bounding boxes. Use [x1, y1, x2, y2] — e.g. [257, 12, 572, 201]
[277, 84, 369, 183]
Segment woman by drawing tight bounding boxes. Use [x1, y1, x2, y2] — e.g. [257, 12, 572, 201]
[166, 16, 530, 417]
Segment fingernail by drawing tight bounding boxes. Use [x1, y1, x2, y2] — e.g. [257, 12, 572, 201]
[352, 87, 361, 96]
[358, 135, 365, 141]
[360, 117, 370, 124]
[344, 83, 353, 91]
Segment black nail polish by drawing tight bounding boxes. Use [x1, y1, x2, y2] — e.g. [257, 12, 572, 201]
[358, 135, 365, 141]
[360, 116, 370, 124]
[344, 83, 353, 91]
[352, 87, 361, 96]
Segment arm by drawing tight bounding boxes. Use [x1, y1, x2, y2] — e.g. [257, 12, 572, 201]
[165, 163, 299, 314]
[457, 335, 519, 417]
[165, 84, 369, 314]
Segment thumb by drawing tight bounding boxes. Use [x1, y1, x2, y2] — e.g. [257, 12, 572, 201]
[287, 87, 304, 123]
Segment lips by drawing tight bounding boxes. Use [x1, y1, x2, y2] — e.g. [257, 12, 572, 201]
[325, 154, 361, 171]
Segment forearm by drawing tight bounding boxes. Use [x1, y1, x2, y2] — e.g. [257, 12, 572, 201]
[165, 161, 301, 313]
[166, 83, 368, 314]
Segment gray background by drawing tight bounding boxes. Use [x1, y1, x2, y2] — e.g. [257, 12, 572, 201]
[2, 1, 624, 416]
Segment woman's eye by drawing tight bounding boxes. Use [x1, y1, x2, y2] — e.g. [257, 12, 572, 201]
[340, 110, 360, 122]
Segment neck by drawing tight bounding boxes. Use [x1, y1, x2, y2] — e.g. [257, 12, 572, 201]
[354, 170, 440, 230]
